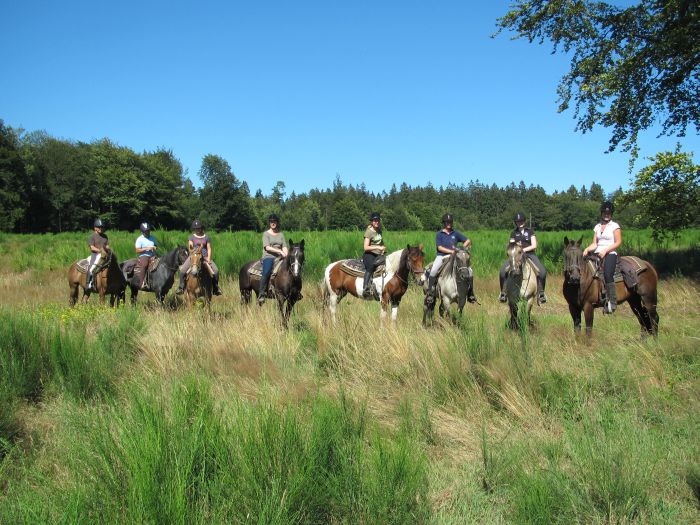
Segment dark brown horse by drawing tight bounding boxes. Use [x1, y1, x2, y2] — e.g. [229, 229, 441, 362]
[68, 247, 126, 307]
[184, 245, 213, 311]
[239, 239, 305, 328]
[563, 236, 659, 337]
[323, 245, 425, 323]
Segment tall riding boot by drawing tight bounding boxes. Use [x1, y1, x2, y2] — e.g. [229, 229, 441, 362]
[605, 282, 617, 314]
[258, 273, 271, 304]
[537, 277, 547, 304]
[85, 272, 93, 292]
[425, 276, 437, 306]
[213, 274, 222, 295]
[362, 271, 373, 298]
[176, 272, 186, 294]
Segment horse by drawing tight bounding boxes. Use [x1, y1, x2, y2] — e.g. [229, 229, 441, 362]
[184, 245, 213, 311]
[323, 244, 425, 323]
[239, 240, 305, 328]
[67, 246, 126, 307]
[503, 242, 538, 330]
[121, 246, 189, 305]
[422, 249, 473, 325]
[562, 236, 659, 337]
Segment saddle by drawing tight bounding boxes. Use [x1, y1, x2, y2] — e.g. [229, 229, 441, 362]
[75, 255, 110, 274]
[339, 256, 386, 278]
[121, 256, 161, 278]
[247, 257, 285, 279]
[503, 257, 540, 277]
[585, 255, 647, 297]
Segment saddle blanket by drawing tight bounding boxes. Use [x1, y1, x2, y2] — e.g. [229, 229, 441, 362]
[247, 258, 285, 278]
[586, 256, 647, 290]
[75, 258, 91, 274]
[339, 258, 386, 278]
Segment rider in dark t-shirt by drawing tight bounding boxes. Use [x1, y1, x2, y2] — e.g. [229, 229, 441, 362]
[498, 212, 547, 303]
[86, 218, 109, 292]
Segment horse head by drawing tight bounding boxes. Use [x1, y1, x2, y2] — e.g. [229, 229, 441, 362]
[454, 249, 471, 280]
[507, 242, 525, 276]
[176, 245, 190, 266]
[406, 244, 426, 284]
[286, 239, 305, 278]
[563, 236, 583, 284]
[190, 245, 203, 276]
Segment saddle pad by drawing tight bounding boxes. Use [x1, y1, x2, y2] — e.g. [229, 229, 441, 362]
[75, 258, 91, 274]
[620, 256, 646, 275]
[586, 256, 645, 289]
[247, 258, 285, 278]
[122, 259, 137, 277]
[339, 259, 385, 278]
[148, 256, 161, 272]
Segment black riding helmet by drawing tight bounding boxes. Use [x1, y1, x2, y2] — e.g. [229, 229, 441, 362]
[268, 213, 280, 226]
[369, 212, 381, 222]
[191, 219, 203, 231]
[442, 213, 453, 226]
[514, 212, 526, 223]
[600, 201, 614, 214]
[140, 222, 151, 233]
[94, 218, 105, 229]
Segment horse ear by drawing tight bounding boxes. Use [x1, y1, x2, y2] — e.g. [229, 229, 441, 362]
[576, 236, 583, 247]
[406, 244, 410, 250]
[418, 243, 423, 251]
[564, 236, 569, 246]
[300, 239, 305, 249]
[288, 238, 293, 246]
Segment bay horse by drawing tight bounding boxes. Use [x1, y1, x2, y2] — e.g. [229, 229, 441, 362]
[422, 249, 473, 326]
[184, 245, 213, 311]
[323, 244, 425, 323]
[504, 242, 538, 330]
[122, 246, 189, 305]
[239, 239, 305, 329]
[563, 236, 659, 337]
[68, 247, 126, 307]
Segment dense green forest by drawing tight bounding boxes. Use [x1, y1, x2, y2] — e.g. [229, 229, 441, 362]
[1, 119, 697, 234]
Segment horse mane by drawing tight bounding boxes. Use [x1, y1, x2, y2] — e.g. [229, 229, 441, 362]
[385, 248, 405, 273]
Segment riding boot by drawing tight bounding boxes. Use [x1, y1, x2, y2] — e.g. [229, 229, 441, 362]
[85, 272, 93, 292]
[425, 276, 437, 306]
[213, 274, 222, 296]
[176, 272, 186, 294]
[258, 273, 271, 304]
[537, 277, 547, 304]
[605, 282, 617, 314]
[362, 271, 373, 298]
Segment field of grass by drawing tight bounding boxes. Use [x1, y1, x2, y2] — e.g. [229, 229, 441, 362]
[1, 230, 699, 523]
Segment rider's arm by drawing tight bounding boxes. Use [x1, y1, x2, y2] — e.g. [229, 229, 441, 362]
[462, 239, 472, 250]
[90, 243, 101, 254]
[206, 241, 212, 262]
[437, 245, 455, 255]
[582, 232, 597, 256]
[524, 235, 537, 253]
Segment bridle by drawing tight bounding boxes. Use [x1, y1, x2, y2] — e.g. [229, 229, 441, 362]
[288, 246, 304, 278]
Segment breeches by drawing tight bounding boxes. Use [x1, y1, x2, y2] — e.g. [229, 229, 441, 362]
[603, 253, 617, 283]
[430, 255, 447, 277]
[179, 258, 219, 277]
[363, 252, 380, 272]
[88, 253, 101, 272]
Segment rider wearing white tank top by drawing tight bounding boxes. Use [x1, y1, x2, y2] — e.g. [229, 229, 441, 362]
[593, 220, 620, 255]
[583, 201, 622, 313]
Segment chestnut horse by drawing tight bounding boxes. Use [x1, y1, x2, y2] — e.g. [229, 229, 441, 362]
[563, 236, 659, 337]
[184, 245, 213, 311]
[323, 244, 425, 323]
[68, 247, 126, 307]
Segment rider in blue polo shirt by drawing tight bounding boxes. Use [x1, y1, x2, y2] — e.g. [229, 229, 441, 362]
[425, 213, 475, 306]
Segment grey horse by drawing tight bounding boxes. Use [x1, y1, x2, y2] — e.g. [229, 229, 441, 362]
[423, 249, 473, 325]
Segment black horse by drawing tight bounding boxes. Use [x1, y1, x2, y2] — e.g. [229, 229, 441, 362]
[122, 246, 189, 305]
[239, 239, 305, 328]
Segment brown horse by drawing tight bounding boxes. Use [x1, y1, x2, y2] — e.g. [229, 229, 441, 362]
[239, 239, 305, 329]
[184, 245, 213, 311]
[68, 247, 126, 307]
[562, 236, 659, 337]
[323, 245, 425, 323]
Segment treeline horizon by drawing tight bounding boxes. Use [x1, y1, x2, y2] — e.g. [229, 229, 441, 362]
[0, 119, 667, 233]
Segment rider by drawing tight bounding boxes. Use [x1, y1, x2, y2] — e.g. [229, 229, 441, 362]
[176, 219, 222, 296]
[362, 212, 386, 298]
[583, 201, 622, 313]
[425, 213, 473, 306]
[86, 218, 109, 292]
[498, 212, 547, 304]
[259, 213, 288, 304]
[135, 222, 157, 289]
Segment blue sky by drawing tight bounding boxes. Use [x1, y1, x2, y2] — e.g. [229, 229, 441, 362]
[3, 1, 697, 196]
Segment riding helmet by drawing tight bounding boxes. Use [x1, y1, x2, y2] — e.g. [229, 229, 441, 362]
[441, 213, 453, 226]
[369, 212, 381, 222]
[94, 218, 105, 229]
[513, 212, 526, 223]
[600, 201, 614, 214]
[191, 219, 203, 230]
[140, 222, 151, 233]
[268, 213, 280, 224]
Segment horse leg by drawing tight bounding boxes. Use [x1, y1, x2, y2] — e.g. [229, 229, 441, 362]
[568, 302, 582, 333]
[69, 282, 79, 307]
[241, 288, 252, 305]
[328, 291, 339, 324]
[130, 286, 138, 305]
[391, 298, 401, 322]
[509, 302, 519, 330]
[583, 302, 595, 337]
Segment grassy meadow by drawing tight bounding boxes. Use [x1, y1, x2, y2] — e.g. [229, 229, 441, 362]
[0, 230, 699, 523]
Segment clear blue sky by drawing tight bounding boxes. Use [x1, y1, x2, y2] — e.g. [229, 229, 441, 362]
[3, 0, 697, 196]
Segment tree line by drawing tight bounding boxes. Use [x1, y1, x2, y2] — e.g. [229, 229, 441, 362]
[1, 120, 697, 237]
